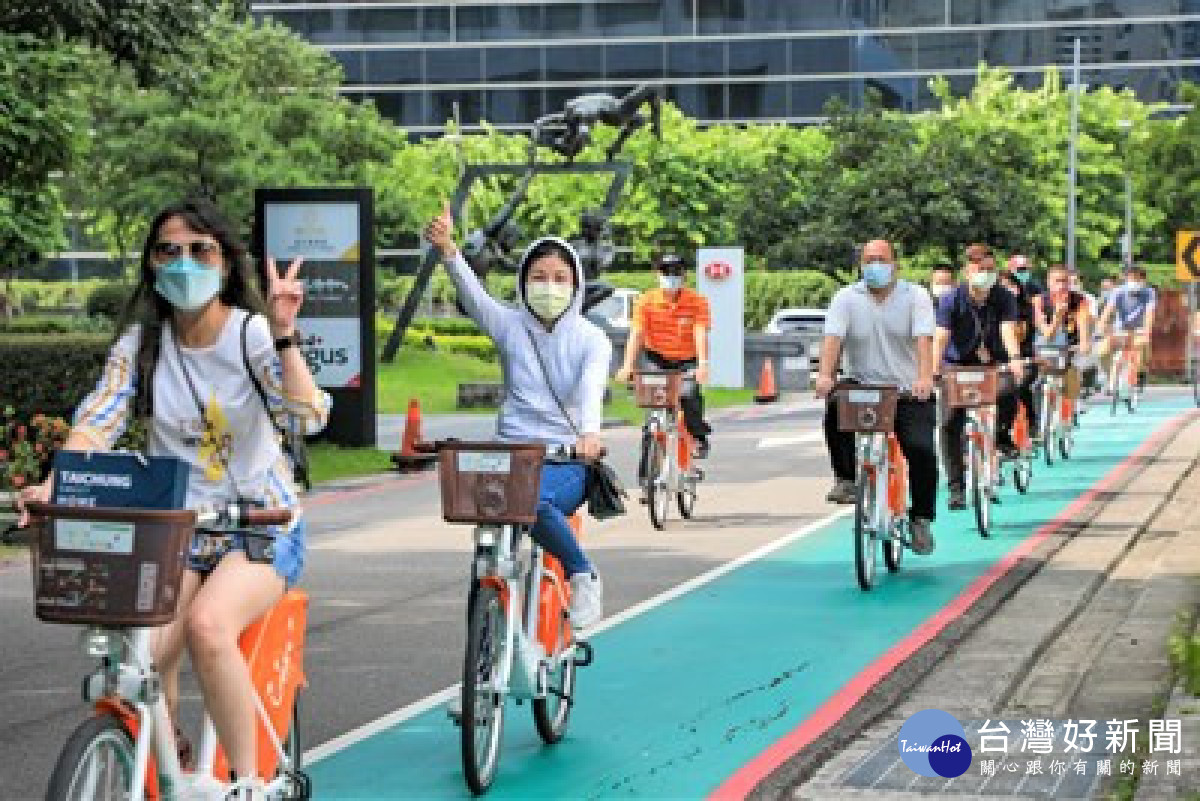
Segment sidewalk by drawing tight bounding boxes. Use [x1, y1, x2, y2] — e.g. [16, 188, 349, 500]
[754, 411, 1200, 800]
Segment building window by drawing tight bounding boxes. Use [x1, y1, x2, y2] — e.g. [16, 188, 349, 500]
[728, 81, 788, 117]
[425, 48, 483, 85]
[667, 41, 726, 78]
[486, 89, 544, 124]
[728, 39, 787, 77]
[363, 50, 422, 85]
[430, 90, 485, 126]
[546, 44, 604, 80]
[605, 43, 664, 80]
[484, 47, 543, 83]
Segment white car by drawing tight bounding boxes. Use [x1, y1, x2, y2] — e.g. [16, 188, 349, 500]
[589, 287, 640, 329]
[764, 307, 827, 371]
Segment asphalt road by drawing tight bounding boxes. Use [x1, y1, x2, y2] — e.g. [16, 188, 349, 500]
[0, 398, 831, 799]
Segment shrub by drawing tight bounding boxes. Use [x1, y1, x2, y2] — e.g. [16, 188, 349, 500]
[0, 407, 71, 491]
[0, 314, 114, 335]
[86, 283, 135, 320]
[0, 334, 112, 421]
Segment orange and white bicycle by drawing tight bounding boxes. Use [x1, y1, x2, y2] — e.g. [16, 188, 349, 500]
[423, 440, 593, 795]
[28, 501, 309, 801]
[1108, 332, 1144, 414]
[632, 370, 702, 530]
[834, 384, 912, 591]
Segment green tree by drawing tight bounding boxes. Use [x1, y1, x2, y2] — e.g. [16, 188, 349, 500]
[1139, 82, 1200, 265]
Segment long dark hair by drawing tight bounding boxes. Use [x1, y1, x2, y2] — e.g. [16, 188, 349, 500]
[114, 198, 267, 419]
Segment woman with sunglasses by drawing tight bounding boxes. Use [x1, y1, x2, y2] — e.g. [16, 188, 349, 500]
[17, 198, 330, 801]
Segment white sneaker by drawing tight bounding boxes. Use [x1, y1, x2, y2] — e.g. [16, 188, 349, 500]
[447, 693, 463, 724]
[568, 572, 604, 630]
[224, 777, 268, 801]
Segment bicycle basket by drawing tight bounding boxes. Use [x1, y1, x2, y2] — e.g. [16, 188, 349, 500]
[941, 366, 999, 408]
[1036, 348, 1071, 375]
[436, 441, 545, 524]
[633, 370, 682, 409]
[29, 504, 194, 626]
[835, 385, 899, 433]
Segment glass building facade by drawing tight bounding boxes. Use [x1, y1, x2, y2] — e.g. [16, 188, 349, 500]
[252, 2, 1199, 132]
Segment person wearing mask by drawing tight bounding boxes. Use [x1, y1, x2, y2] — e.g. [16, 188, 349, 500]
[929, 264, 956, 302]
[425, 203, 608, 630]
[1032, 264, 1093, 409]
[1096, 264, 1156, 392]
[1002, 256, 1041, 439]
[934, 244, 1026, 510]
[615, 252, 713, 459]
[814, 239, 938, 554]
[17, 198, 330, 800]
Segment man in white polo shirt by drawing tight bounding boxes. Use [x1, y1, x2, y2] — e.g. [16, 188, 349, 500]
[814, 238, 938, 554]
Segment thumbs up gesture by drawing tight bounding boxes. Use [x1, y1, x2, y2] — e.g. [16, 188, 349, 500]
[424, 201, 458, 260]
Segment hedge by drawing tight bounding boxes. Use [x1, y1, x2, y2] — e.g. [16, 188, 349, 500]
[0, 334, 112, 421]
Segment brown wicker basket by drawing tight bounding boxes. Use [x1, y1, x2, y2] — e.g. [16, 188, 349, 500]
[941, 366, 1000, 408]
[436, 441, 546, 524]
[633, 370, 682, 409]
[835, 385, 900, 433]
[29, 504, 194, 626]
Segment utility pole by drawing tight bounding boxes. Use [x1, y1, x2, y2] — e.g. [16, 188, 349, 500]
[1067, 37, 1080, 272]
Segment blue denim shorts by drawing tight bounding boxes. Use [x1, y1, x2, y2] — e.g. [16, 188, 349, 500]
[186, 519, 306, 588]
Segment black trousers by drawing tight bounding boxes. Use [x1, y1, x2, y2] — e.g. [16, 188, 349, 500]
[941, 372, 1021, 491]
[822, 395, 939, 520]
[644, 351, 711, 441]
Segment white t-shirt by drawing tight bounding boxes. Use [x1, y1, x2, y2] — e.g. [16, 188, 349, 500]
[72, 308, 331, 522]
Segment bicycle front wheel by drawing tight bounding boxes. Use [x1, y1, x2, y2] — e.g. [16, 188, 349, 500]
[969, 439, 991, 538]
[646, 437, 670, 531]
[462, 585, 507, 795]
[854, 471, 877, 591]
[46, 713, 135, 801]
[532, 650, 577, 745]
[1013, 459, 1032, 494]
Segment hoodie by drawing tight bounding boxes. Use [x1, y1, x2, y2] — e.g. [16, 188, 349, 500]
[442, 237, 612, 447]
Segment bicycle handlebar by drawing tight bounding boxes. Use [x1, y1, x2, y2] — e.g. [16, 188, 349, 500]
[22, 502, 292, 530]
[416, 440, 607, 461]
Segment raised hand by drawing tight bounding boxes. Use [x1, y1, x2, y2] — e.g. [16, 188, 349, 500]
[265, 256, 305, 337]
[424, 201, 458, 260]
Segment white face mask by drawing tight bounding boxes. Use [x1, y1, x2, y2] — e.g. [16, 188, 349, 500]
[658, 274, 683, 291]
[526, 279, 573, 320]
[1126, 280, 1144, 291]
[931, 283, 954, 299]
[969, 271, 997, 292]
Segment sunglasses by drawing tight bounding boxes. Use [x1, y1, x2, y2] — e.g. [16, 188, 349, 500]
[152, 240, 222, 261]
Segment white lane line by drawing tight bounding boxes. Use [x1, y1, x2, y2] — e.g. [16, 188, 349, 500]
[756, 432, 823, 449]
[305, 505, 854, 765]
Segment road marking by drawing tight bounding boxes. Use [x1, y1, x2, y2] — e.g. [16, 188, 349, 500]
[756, 432, 823, 449]
[304, 505, 854, 766]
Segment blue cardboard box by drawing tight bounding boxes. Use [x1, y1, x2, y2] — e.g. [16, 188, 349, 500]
[51, 451, 189, 510]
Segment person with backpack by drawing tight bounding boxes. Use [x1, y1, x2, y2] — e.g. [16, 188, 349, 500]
[425, 202, 609, 630]
[17, 198, 329, 800]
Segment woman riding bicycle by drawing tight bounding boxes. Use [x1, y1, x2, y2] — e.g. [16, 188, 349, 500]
[425, 203, 608, 629]
[17, 198, 330, 801]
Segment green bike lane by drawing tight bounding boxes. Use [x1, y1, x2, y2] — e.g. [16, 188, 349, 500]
[308, 399, 1191, 800]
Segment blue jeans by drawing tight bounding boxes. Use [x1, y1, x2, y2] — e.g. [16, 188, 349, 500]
[531, 463, 591, 577]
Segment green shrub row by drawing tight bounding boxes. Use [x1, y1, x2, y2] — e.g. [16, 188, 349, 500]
[0, 314, 115, 335]
[0, 334, 112, 421]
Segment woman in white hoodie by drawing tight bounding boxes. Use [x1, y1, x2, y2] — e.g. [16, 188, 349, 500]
[425, 205, 609, 628]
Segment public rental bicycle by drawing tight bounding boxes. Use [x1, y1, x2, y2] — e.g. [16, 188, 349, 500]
[1035, 347, 1077, 465]
[27, 501, 309, 801]
[632, 370, 702, 530]
[1108, 333, 1143, 414]
[942, 366, 1005, 538]
[423, 440, 593, 795]
[835, 384, 911, 591]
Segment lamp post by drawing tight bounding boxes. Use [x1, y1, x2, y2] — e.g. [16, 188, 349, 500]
[1067, 38, 1081, 273]
[1117, 119, 1134, 268]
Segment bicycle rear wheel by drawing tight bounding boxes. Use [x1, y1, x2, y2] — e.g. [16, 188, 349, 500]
[676, 482, 697, 519]
[646, 438, 670, 531]
[1013, 459, 1032, 494]
[883, 519, 904, 573]
[1041, 401, 1056, 467]
[462, 585, 507, 795]
[969, 439, 991, 538]
[46, 713, 135, 801]
[1059, 428, 1074, 460]
[532, 650, 577, 745]
[854, 471, 877, 591]
[278, 700, 312, 800]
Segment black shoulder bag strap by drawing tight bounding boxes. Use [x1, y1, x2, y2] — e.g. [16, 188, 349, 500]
[242, 314, 312, 492]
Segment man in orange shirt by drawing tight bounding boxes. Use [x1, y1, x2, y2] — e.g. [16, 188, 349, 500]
[615, 251, 713, 458]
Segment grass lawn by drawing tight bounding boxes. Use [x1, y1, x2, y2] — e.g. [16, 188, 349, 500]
[308, 443, 396, 484]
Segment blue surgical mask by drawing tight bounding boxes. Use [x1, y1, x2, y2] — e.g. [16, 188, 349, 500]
[1015, 270, 1031, 284]
[862, 262, 894, 289]
[155, 256, 223, 311]
[658, 274, 683, 291]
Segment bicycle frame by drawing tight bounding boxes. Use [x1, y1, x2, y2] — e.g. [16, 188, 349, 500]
[644, 407, 693, 496]
[470, 523, 577, 705]
[1108, 335, 1141, 398]
[964, 406, 998, 499]
[856, 431, 908, 535]
[74, 593, 307, 800]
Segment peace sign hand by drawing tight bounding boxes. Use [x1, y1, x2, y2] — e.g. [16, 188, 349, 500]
[424, 201, 458, 260]
[265, 256, 305, 337]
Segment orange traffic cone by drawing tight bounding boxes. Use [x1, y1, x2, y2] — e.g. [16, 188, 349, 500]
[754, 359, 779, 404]
[391, 399, 437, 472]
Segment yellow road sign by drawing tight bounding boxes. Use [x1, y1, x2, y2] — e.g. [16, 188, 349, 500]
[1178, 230, 1200, 281]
